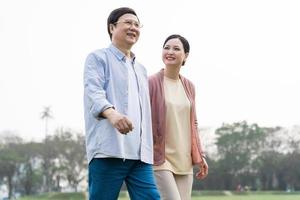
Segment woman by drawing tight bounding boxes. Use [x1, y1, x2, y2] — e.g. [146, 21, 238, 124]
[149, 34, 208, 200]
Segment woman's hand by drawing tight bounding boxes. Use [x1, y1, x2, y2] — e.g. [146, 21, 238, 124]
[195, 157, 208, 180]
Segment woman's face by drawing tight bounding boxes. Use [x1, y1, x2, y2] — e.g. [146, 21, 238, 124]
[162, 38, 188, 67]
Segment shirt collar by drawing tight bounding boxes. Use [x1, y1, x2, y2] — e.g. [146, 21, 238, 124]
[109, 44, 136, 64]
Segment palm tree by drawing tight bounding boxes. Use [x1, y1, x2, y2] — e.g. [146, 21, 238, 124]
[40, 106, 53, 138]
[40, 106, 53, 193]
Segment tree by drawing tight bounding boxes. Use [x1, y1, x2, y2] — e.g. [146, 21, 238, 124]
[253, 151, 283, 190]
[40, 106, 53, 138]
[39, 136, 57, 193]
[0, 133, 23, 198]
[40, 106, 54, 193]
[17, 142, 43, 195]
[280, 152, 300, 190]
[215, 121, 266, 189]
[53, 128, 87, 192]
[253, 126, 300, 190]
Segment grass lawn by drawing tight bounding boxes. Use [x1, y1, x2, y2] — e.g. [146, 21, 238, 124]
[190, 195, 300, 200]
[118, 191, 300, 200]
[20, 191, 300, 200]
[19, 192, 85, 200]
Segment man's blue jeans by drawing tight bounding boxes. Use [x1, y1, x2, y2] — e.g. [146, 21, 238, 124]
[89, 158, 160, 200]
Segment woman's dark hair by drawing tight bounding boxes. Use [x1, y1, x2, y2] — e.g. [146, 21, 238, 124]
[107, 7, 138, 40]
[163, 34, 190, 65]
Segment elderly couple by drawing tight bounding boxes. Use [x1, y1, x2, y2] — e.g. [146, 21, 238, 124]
[83, 7, 208, 200]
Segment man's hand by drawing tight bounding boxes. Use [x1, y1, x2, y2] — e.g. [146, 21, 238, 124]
[101, 108, 133, 135]
[195, 157, 208, 180]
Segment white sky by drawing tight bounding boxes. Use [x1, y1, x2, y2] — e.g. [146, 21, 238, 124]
[0, 0, 299, 141]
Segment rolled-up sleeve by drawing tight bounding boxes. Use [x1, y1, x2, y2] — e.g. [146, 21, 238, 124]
[84, 53, 113, 119]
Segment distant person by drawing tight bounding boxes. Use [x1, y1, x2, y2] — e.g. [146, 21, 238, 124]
[148, 34, 208, 200]
[83, 7, 160, 200]
[236, 184, 243, 192]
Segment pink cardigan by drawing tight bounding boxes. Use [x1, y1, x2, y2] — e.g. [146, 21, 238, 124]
[148, 69, 205, 166]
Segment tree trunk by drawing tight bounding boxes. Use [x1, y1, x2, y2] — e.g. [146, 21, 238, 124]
[8, 175, 13, 199]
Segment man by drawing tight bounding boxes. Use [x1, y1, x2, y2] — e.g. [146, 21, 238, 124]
[83, 7, 160, 200]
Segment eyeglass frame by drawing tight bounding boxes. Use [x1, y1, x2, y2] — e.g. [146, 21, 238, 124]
[114, 20, 143, 29]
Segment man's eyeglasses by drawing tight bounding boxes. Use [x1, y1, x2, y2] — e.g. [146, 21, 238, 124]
[114, 20, 143, 29]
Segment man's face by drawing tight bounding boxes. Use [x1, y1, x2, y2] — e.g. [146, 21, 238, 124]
[110, 14, 141, 48]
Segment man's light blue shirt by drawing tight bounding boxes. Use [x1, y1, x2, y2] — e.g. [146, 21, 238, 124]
[83, 44, 153, 164]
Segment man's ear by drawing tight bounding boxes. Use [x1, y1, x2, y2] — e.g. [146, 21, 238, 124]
[109, 24, 115, 35]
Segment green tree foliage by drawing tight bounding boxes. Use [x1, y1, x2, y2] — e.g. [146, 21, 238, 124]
[2, 122, 300, 195]
[216, 122, 265, 172]
[18, 142, 43, 195]
[0, 129, 87, 196]
[0, 133, 24, 198]
[194, 122, 300, 191]
[51, 128, 87, 192]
